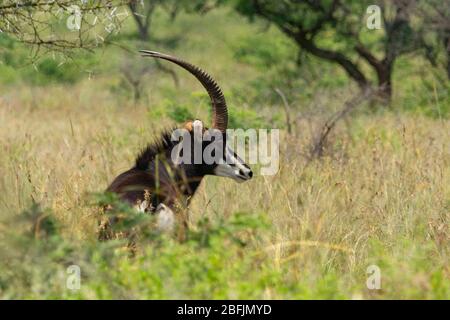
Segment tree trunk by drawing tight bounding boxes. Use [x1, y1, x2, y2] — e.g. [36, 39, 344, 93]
[137, 24, 149, 41]
[375, 61, 393, 105]
[377, 72, 392, 105]
[128, 2, 154, 42]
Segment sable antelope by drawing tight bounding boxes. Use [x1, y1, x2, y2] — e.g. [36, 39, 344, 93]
[99, 51, 252, 240]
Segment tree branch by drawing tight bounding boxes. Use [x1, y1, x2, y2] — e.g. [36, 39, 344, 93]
[295, 33, 368, 86]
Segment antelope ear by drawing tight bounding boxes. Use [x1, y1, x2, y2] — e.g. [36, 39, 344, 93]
[183, 120, 204, 132]
[183, 120, 193, 132]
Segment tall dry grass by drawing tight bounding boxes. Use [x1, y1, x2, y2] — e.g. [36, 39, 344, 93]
[0, 81, 448, 298]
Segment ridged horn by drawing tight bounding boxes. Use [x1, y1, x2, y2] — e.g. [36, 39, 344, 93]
[139, 50, 228, 133]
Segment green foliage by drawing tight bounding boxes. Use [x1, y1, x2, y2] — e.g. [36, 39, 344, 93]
[147, 98, 195, 123]
[27, 58, 91, 85]
[0, 199, 282, 299]
[228, 104, 268, 129]
[231, 0, 449, 108]
[0, 34, 97, 86]
[167, 104, 195, 123]
[366, 238, 450, 299]
[3, 199, 445, 299]
[402, 76, 450, 118]
[234, 33, 294, 70]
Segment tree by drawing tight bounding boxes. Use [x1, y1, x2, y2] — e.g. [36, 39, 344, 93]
[127, 0, 219, 41]
[0, 0, 128, 56]
[233, 0, 433, 104]
[128, 0, 156, 41]
[418, 0, 450, 80]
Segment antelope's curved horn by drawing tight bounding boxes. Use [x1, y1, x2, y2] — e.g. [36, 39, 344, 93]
[139, 50, 228, 133]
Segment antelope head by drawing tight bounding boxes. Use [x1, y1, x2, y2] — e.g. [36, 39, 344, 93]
[139, 50, 253, 183]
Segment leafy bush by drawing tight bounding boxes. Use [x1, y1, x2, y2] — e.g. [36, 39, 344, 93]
[228, 104, 269, 129]
[147, 98, 195, 123]
[0, 198, 288, 299]
[234, 33, 294, 70]
[0, 34, 97, 86]
[167, 104, 195, 123]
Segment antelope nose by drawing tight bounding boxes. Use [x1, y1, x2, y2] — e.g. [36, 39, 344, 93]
[239, 169, 253, 179]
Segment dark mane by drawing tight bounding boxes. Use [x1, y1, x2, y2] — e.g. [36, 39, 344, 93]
[134, 128, 177, 170]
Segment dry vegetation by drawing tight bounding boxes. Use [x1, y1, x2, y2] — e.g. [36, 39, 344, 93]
[0, 79, 448, 298]
[0, 3, 449, 299]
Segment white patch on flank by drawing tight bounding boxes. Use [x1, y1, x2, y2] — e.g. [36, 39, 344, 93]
[155, 203, 175, 233]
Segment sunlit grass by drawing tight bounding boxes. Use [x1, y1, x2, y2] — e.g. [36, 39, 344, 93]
[0, 81, 448, 299]
[0, 6, 448, 300]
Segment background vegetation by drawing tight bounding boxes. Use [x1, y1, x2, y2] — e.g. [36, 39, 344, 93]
[0, 1, 448, 299]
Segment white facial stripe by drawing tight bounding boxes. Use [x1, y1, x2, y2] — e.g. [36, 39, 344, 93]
[214, 146, 252, 182]
[225, 147, 251, 171]
[214, 163, 240, 178]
